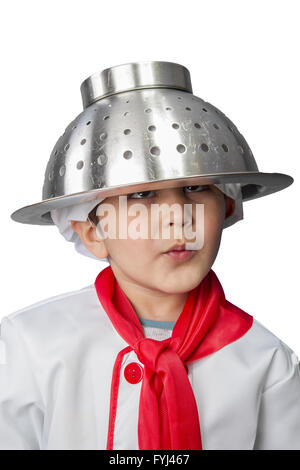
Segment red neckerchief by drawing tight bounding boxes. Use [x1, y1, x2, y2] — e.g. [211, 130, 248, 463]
[94, 265, 253, 450]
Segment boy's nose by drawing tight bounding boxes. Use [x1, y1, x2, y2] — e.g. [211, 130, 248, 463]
[157, 188, 193, 226]
[157, 188, 186, 204]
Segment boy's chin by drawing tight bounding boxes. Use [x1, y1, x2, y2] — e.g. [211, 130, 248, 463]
[155, 272, 205, 294]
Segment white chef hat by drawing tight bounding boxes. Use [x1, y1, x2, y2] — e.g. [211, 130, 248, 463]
[50, 183, 243, 262]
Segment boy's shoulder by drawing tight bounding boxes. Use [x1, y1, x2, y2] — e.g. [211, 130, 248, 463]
[249, 317, 285, 347]
[5, 283, 96, 318]
[7, 284, 88, 311]
[243, 316, 298, 362]
[250, 317, 296, 356]
[242, 317, 299, 387]
[0, 283, 128, 376]
[1, 283, 112, 340]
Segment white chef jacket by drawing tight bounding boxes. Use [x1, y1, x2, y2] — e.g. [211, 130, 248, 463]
[0, 282, 300, 450]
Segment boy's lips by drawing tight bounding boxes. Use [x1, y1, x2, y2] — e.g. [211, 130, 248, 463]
[162, 243, 197, 261]
[164, 243, 187, 253]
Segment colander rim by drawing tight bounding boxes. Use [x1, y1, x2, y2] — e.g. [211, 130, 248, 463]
[10, 171, 293, 226]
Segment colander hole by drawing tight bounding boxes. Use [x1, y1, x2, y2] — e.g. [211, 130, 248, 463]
[177, 97, 182, 100]
[185, 107, 192, 111]
[202, 108, 208, 112]
[124, 129, 131, 135]
[145, 108, 152, 113]
[238, 145, 244, 154]
[72, 125, 77, 130]
[54, 150, 58, 156]
[172, 123, 180, 129]
[213, 123, 219, 129]
[126, 100, 130, 103]
[124, 112, 129, 116]
[123, 150, 133, 159]
[108, 104, 112, 108]
[222, 144, 229, 152]
[86, 121, 91, 126]
[48, 172, 53, 181]
[177, 144, 186, 153]
[228, 125, 234, 132]
[77, 160, 84, 169]
[103, 115, 110, 120]
[64, 144, 70, 151]
[100, 132, 107, 140]
[148, 125, 156, 132]
[194, 123, 201, 129]
[80, 139, 87, 145]
[166, 107, 172, 111]
[201, 143, 209, 152]
[97, 154, 107, 165]
[150, 146, 160, 156]
[59, 165, 65, 176]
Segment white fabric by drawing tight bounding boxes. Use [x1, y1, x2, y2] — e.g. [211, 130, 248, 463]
[50, 183, 243, 262]
[50, 199, 107, 262]
[0, 284, 299, 450]
[142, 325, 173, 341]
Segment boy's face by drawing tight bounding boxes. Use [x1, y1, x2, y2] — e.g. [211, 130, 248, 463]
[71, 185, 234, 294]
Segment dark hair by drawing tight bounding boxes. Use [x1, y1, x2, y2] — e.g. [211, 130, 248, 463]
[88, 203, 101, 226]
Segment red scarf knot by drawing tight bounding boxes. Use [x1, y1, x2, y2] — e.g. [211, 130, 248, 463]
[134, 336, 180, 371]
[134, 337, 186, 400]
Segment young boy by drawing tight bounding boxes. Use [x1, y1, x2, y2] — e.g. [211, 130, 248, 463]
[2, 61, 300, 450]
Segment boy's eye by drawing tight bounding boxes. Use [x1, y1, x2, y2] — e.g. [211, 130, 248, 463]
[128, 190, 155, 199]
[128, 186, 210, 199]
[183, 185, 210, 193]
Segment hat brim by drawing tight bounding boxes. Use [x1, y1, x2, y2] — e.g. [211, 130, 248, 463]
[10, 171, 293, 225]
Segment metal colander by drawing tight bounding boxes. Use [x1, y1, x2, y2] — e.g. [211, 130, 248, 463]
[10, 60, 293, 225]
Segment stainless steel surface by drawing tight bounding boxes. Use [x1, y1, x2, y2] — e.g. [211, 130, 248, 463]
[80, 61, 193, 108]
[10, 61, 294, 225]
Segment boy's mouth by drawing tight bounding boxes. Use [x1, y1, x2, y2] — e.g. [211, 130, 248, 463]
[163, 243, 197, 261]
[164, 243, 186, 252]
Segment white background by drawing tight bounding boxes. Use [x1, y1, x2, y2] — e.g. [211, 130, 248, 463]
[1, 0, 299, 354]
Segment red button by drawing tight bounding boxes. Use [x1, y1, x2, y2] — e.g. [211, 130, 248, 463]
[124, 362, 144, 384]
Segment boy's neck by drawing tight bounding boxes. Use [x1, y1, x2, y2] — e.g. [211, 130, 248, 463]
[115, 275, 189, 323]
[132, 293, 189, 323]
